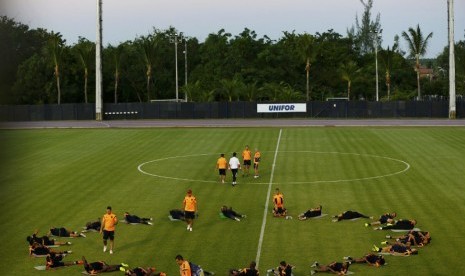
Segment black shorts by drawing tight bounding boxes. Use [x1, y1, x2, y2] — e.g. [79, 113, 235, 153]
[243, 160, 251, 166]
[185, 211, 195, 220]
[219, 169, 226, 175]
[103, 230, 115, 241]
[275, 207, 286, 214]
[50, 262, 65, 268]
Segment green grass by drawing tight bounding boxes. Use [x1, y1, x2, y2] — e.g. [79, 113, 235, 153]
[1, 127, 465, 275]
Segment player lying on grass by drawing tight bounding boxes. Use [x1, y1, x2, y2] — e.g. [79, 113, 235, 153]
[373, 219, 417, 230]
[310, 261, 350, 275]
[29, 242, 72, 256]
[383, 230, 431, 247]
[365, 212, 397, 227]
[343, 254, 386, 267]
[372, 243, 418, 256]
[221, 206, 246, 221]
[169, 209, 186, 221]
[46, 252, 83, 269]
[48, 227, 86, 237]
[124, 212, 153, 225]
[298, 205, 323, 220]
[120, 266, 166, 276]
[83, 219, 101, 232]
[82, 256, 128, 275]
[266, 260, 294, 276]
[229, 261, 259, 276]
[27, 230, 71, 246]
[332, 210, 372, 222]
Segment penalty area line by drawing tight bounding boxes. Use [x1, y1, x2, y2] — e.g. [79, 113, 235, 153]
[255, 128, 282, 267]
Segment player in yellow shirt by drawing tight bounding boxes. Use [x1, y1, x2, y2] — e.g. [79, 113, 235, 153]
[272, 188, 288, 217]
[242, 145, 252, 176]
[253, 148, 261, 178]
[175, 255, 192, 276]
[216, 153, 228, 183]
[100, 206, 118, 254]
[183, 189, 197, 231]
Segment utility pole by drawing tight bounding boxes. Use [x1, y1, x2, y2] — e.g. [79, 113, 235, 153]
[95, 0, 103, 121]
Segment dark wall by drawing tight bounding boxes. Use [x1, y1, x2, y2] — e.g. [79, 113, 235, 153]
[0, 101, 464, 121]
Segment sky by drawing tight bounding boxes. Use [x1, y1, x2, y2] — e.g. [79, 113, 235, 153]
[2, 0, 464, 58]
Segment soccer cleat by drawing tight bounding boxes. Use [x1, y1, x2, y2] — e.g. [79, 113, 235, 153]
[311, 270, 317, 275]
[372, 245, 380, 252]
[221, 180, 224, 183]
[120, 267, 126, 272]
[187, 226, 190, 230]
[242, 215, 247, 218]
[80, 233, 86, 238]
[266, 269, 274, 273]
[343, 256, 352, 261]
[385, 235, 392, 239]
[235, 217, 241, 221]
[381, 241, 388, 245]
[103, 246, 107, 252]
[66, 250, 72, 254]
[364, 223, 369, 227]
[150, 218, 153, 221]
[189, 227, 192, 232]
[66, 241, 72, 245]
[311, 261, 319, 268]
[147, 222, 153, 225]
[110, 250, 113, 254]
[121, 263, 129, 268]
[386, 223, 393, 226]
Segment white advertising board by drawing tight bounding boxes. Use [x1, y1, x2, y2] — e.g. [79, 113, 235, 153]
[257, 103, 307, 113]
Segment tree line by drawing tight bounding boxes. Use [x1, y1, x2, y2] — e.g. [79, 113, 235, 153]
[1, 1, 464, 105]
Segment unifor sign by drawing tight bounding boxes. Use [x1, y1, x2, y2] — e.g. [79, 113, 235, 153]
[257, 103, 307, 113]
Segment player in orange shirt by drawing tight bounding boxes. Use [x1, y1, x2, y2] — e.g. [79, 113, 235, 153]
[100, 206, 118, 254]
[272, 188, 287, 217]
[216, 153, 228, 183]
[183, 189, 197, 231]
[253, 148, 261, 178]
[241, 145, 252, 176]
[175, 255, 192, 276]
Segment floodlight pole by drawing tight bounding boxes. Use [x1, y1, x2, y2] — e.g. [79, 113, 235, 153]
[448, 0, 456, 119]
[95, 0, 103, 121]
[373, 31, 380, 102]
[172, 34, 179, 102]
[183, 38, 188, 102]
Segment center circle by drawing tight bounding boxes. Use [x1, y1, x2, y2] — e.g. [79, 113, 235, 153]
[137, 151, 410, 184]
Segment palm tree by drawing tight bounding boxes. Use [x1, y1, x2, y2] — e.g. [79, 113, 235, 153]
[402, 24, 433, 99]
[75, 38, 94, 103]
[339, 61, 358, 100]
[108, 44, 124, 103]
[47, 32, 64, 104]
[138, 35, 158, 102]
[296, 33, 317, 101]
[379, 45, 396, 100]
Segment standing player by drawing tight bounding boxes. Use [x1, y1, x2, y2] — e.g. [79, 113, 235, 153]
[183, 189, 197, 231]
[241, 145, 252, 176]
[228, 152, 241, 186]
[216, 153, 228, 184]
[253, 148, 261, 178]
[100, 206, 118, 254]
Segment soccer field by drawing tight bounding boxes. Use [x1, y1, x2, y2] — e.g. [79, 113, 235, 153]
[1, 126, 464, 275]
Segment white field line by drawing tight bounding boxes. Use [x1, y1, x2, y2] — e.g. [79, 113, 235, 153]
[255, 128, 282, 267]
